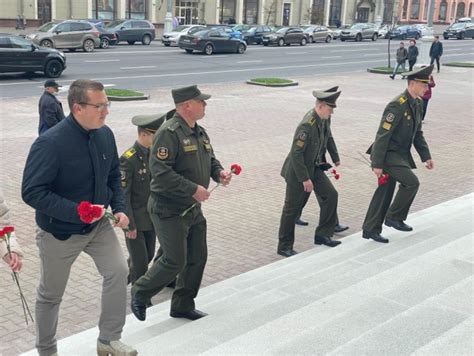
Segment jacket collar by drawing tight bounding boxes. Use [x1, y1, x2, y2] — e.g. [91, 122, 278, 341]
[174, 112, 203, 137]
[66, 114, 97, 137]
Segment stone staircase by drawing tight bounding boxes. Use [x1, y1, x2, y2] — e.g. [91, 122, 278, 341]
[23, 194, 473, 355]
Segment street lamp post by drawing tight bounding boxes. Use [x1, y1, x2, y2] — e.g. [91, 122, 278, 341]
[164, 0, 173, 33]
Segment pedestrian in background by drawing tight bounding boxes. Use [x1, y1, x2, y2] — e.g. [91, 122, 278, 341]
[429, 36, 443, 73]
[390, 42, 408, 80]
[23, 79, 136, 356]
[38, 80, 65, 135]
[422, 72, 436, 121]
[407, 39, 419, 71]
[0, 191, 23, 273]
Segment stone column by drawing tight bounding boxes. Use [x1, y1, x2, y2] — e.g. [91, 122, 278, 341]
[341, 0, 347, 24]
[324, 0, 331, 25]
[236, 0, 244, 24]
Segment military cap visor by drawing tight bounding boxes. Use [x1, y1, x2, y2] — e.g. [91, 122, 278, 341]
[44, 79, 61, 88]
[405, 64, 434, 83]
[172, 85, 211, 104]
[313, 90, 341, 108]
[131, 114, 165, 133]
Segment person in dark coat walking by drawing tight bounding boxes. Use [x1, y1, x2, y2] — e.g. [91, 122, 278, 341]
[407, 39, 419, 71]
[390, 42, 408, 79]
[38, 80, 65, 135]
[429, 36, 443, 73]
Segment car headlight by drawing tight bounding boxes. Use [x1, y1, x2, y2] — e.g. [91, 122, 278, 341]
[27, 34, 37, 40]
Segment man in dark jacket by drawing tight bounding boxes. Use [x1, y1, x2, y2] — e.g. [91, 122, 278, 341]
[38, 79, 65, 135]
[429, 36, 443, 73]
[407, 39, 419, 71]
[362, 66, 434, 244]
[22, 79, 137, 356]
[390, 42, 408, 80]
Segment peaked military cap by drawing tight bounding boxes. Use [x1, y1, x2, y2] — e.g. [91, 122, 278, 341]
[171, 85, 211, 104]
[312, 88, 341, 108]
[132, 113, 165, 133]
[44, 79, 61, 88]
[405, 64, 434, 83]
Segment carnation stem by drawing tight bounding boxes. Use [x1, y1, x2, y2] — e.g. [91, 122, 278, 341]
[181, 183, 221, 217]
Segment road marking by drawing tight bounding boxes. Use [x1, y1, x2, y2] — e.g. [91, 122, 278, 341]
[330, 48, 379, 53]
[443, 52, 474, 57]
[364, 53, 384, 56]
[321, 56, 342, 59]
[286, 52, 307, 55]
[85, 59, 121, 63]
[237, 60, 263, 63]
[120, 66, 157, 69]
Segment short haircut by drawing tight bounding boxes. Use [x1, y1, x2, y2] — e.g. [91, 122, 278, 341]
[434, 35, 439, 39]
[137, 127, 149, 135]
[68, 79, 105, 111]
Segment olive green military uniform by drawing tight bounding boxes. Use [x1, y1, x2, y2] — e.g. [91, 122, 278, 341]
[132, 111, 223, 313]
[363, 89, 431, 233]
[120, 143, 156, 283]
[278, 108, 339, 251]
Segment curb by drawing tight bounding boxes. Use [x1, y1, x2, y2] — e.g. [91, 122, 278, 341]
[444, 62, 474, 68]
[107, 95, 149, 101]
[367, 68, 404, 75]
[246, 80, 298, 87]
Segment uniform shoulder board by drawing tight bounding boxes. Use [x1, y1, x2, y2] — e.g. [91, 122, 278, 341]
[398, 96, 407, 105]
[122, 148, 136, 159]
[167, 121, 180, 132]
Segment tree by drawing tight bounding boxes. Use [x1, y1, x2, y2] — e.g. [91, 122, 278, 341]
[264, 0, 277, 25]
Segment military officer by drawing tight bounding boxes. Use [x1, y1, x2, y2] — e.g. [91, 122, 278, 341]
[277, 88, 343, 258]
[362, 65, 434, 243]
[131, 85, 232, 322]
[120, 113, 165, 284]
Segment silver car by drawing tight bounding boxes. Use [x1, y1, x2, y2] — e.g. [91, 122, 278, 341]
[340, 23, 378, 42]
[162, 25, 207, 46]
[26, 20, 100, 52]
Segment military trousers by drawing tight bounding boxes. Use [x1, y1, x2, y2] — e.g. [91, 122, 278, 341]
[296, 191, 341, 225]
[278, 167, 338, 251]
[363, 165, 420, 233]
[126, 230, 156, 284]
[132, 198, 207, 312]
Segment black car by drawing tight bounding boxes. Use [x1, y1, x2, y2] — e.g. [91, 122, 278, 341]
[0, 34, 66, 77]
[443, 22, 474, 39]
[105, 19, 155, 45]
[95, 26, 118, 48]
[262, 27, 308, 46]
[241, 25, 274, 44]
[178, 29, 247, 55]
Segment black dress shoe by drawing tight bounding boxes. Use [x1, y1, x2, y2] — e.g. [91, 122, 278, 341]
[146, 300, 153, 308]
[170, 309, 208, 320]
[384, 218, 413, 231]
[295, 218, 309, 226]
[314, 235, 341, 247]
[334, 224, 349, 233]
[362, 230, 389, 243]
[131, 297, 147, 321]
[166, 278, 177, 289]
[277, 249, 298, 257]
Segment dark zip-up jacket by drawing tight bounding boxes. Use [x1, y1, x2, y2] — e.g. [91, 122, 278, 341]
[38, 91, 65, 135]
[22, 114, 125, 240]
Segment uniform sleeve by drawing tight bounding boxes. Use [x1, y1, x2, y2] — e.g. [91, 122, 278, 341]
[120, 158, 136, 230]
[413, 122, 432, 162]
[203, 129, 224, 183]
[370, 103, 402, 168]
[150, 129, 198, 197]
[327, 128, 340, 163]
[107, 133, 126, 214]
[289, 124, 311, 182]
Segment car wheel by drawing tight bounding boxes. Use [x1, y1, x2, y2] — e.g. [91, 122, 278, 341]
[185, 49, 193, 53]
[40, 39, 53, 48]
[372, 33, 378, 41]
[237, 43, 246, 54]
[278, 38, 285, 46]
[309, 36, 314, 43]
[204, 44, 213, 55]
[356, 33, 362, 42]
[69, 48, 76, 52]
[300, 37, 307, 46]
[263, 43, 268, 46]
[415, 33, 420, 40]
[100, 37, 110, 49]
[127, 41, 135, 45]
[325, 35, 332, 43]
[402, 34, 407, 40]
[44, 59, 63, 78]
[340, 38, 346, 41]
[83, 39, 95, 52]
[459, 32, 465, 40]
[443, 34, 449, 40]
[164, 43, 171, 47]
[142, 34, 151, 45]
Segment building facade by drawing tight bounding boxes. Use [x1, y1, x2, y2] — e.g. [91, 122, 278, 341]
[0, 0, 472, 28]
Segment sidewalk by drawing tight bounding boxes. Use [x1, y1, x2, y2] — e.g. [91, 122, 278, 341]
[0, 66, 473, 355]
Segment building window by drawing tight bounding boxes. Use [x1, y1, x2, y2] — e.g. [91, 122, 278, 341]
[423, 0, 429, 20]
[220, 0, 237, 24]
[402, 0, 408, 18]
[329, 0, 342, 26]
[311, 0, 325, 24]
[456, 2, 466, 17]
[439, 0, 447, 20]
[126, 0, 146, 19]
[450, 1, 456, 19]
[383, 0, 395, 23]
[175, 0, 199, 24]
[92, 0, 115, 20]
[410, 0, 420, 19]
[243, 0, 258, 25]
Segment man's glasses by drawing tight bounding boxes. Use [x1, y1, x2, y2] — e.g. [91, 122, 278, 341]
[79, 102, 111, 112]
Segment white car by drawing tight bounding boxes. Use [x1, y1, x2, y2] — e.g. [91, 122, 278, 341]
[161, 25, 206, 46]
[376, 24, 390, 38]
[412, 24, 434, 37]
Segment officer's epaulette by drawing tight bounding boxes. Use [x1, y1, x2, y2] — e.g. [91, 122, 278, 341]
[167, 121, 180, 132]
[122, 148, 136, 159]
[398, 95, 407, 105]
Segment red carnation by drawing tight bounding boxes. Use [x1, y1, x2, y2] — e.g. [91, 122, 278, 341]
[378, 173, 389, 185]
[231, 163, 242, 175]
[326, 168, 341, 181]
[3, 226, 14, 233]
[78, 201, 103, 224]
[334, 174, 341, 180]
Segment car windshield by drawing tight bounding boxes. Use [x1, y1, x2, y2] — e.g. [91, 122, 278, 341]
[304, 27, 315, 32]
[105, 20, 125, 28]
[38, 22, 57, 32]
[396, 25, 410, 30]
[246, 27, 257, 33]
[188, 27, 203, 34]
[351, 24, 364, 29]
[10, 36, 34, 48]
[193, 30, 209, 37]
[277, 27, 289, 33]
[175, 25, 190, 32]
[450, 23, 466, 29]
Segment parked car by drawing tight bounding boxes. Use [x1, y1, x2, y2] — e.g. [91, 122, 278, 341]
[332, 24, 350, 39]
[0, 34, 66, 77]
[178, 29, 247, 55]
[105, 19, 155, 45]
[375, 24, 390, 38]
[208, 25, 242, 39]
[232, 24, 252, 32]
[93, 25, 117, 48]
[162, 25, 206, 46]
[241, 25, 274, 44]
[262, 27, 308, 46]
[340, 23, 378, 41]
[25, 20, 100, 52]
[457, 17, 474, 23]
[412, 24, 433, 37]
[388, 25, 422, 40]
[303, 25, 333, 43]
[443, 22, 474, 39]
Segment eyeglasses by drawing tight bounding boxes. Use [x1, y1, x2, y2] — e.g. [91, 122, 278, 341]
[79, 102, 111, 112]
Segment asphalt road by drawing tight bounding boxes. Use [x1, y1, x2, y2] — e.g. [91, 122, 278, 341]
[0, 38, 473, 98]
